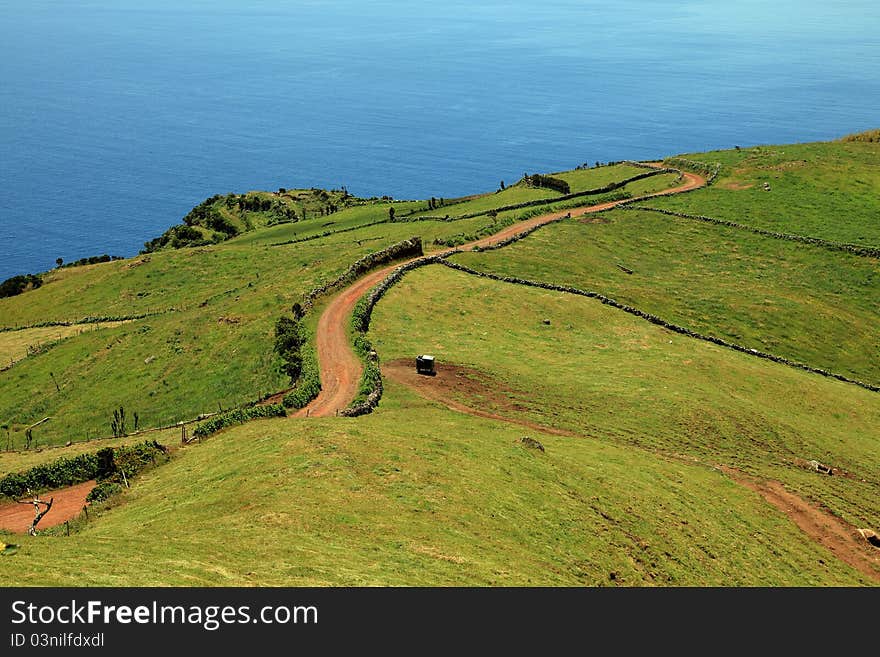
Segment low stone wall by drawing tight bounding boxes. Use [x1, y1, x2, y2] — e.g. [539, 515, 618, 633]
[0, 312, 163, 334]
[338, 374, 382, 418]
[270, 218, 390, 247]
[397, 170, 673, 223]
[437, 260, 880, 394]
[352, 255, 453, 333]
[625, 206, 880, 258]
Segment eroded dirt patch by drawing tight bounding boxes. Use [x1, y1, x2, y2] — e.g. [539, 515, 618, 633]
[383, 359, 577, 437]
[721, 181, 754, 190]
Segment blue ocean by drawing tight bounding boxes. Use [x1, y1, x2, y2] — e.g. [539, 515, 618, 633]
[1, 0, 878, 279]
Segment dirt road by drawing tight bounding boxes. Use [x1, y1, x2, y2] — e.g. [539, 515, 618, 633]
[298, 168, 704, 417]
[0, 480, 94, 534]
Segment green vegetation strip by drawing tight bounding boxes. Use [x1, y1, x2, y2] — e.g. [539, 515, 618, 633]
[192, 404, 286, 439]
[627, 205, 880, 257]
[437, 260, 880, 393]
[0, 440, 167, 500]
[0, 312, 164, 334]
[344, 300, 382, 417]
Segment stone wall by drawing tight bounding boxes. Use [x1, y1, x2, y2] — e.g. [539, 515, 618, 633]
[437, 260, 880, 393]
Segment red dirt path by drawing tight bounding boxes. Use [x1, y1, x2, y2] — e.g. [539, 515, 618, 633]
[0, 480, 95, 534]
[297, 167, 704, 417]
[721, 468, 880, 582]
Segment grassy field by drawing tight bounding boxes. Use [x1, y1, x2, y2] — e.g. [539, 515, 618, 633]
[0, 321, 130, 369]
[369, 265, 880, 535]
[650, 140, 880, 245]
[0, 399, 869, 585]
[551, 163, 647, 192]
[0, 236, 418, 447]
[1, 193, 534, 448]
[449, 210, 880, 385]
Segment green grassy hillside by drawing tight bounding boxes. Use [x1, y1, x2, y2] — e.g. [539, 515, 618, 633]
[1, 135, 878, 586]
[0, 163, 671, 450]
[650, 140, 880, 245]
[0, 401, 869, 586]
[370, 265, 879, 531]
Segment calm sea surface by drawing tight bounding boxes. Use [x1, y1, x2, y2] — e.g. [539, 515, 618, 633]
[1, 0, 878, 279]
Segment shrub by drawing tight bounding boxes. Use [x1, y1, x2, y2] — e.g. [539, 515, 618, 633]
[86, 481, 122, 503]
[274, 316, 305, 380]
[111, 441, 169, 480]
[282, 346, 321, 409]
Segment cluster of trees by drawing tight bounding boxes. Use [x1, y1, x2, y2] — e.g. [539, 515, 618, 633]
[142, 224, 211, 253]
[182, 194, 226, 225]
[227, 193, 297, 218]
[56, 254, 123, 269]
[0, 273, 42, 298]
[183, 199, 240, 237]
[522, 173, 571, 194]
[141, 186, 366, 254]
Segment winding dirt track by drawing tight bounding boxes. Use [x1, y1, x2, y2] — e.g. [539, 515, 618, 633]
[296, 166, 880, 582]
[298, 168, 704, 417]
